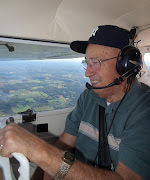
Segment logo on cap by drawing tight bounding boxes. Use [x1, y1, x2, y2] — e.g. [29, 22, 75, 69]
[90, 27, 99, 38]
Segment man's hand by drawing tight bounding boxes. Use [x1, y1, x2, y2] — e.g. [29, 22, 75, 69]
[0, 123, 63, 178]
[0, 123, 47, 163]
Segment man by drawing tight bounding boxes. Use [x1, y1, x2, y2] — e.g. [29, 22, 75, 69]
[0, 25, 150, 180]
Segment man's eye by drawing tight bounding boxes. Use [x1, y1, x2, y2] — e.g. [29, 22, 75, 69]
[92, 60, 99, 64]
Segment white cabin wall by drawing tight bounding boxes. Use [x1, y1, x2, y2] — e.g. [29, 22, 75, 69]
[0, 108, 72, 137]
[35, 108, 72, 136]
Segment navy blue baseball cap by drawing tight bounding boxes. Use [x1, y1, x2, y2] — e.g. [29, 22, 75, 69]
[70, 25, 130, 54]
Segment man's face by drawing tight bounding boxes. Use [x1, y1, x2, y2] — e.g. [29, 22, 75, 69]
[85, 44, 121, 97]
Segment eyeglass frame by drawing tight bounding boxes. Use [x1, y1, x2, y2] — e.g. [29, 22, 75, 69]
[82, 56, 117, 70]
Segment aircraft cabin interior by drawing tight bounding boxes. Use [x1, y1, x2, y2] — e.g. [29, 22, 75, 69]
[0, 0, 150, 179]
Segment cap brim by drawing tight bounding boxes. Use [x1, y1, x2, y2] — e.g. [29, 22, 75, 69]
[70, 41, 88, 54]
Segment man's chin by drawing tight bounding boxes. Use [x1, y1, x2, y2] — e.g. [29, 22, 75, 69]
[92, 83, 104, 89]
[93, 88, 103, 93]
[93, 89, 107, 98]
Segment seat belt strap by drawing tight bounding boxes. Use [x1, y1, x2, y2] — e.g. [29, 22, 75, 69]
[98, 105, 111, 170]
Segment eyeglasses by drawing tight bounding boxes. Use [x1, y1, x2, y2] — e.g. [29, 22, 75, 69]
[82, 56, 117, 70]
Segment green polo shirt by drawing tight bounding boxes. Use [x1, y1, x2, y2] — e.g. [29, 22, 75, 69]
[64, 78, 150, 180]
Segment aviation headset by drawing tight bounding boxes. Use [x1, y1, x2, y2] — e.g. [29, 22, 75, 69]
[116, 45, 142, 77]
[116, 26, 142, 77]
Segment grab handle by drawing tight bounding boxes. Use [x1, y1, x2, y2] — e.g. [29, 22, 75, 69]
[12, 153, 30, 180]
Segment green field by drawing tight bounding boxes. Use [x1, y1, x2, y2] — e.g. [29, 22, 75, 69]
[0, 60, 86, 116]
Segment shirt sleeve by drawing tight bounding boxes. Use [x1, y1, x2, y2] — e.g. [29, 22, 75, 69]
[64, 90, 86, 136]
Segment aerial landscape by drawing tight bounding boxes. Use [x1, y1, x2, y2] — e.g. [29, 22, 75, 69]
[0, 59, 87, 116]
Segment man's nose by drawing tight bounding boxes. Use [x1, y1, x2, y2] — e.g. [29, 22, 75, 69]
[85, 65, 95, 77]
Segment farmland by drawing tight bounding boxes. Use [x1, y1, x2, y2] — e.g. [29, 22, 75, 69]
[0, 59, 87, 116]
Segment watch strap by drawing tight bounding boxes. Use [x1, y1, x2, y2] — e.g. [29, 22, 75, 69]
[54, 161, 70, 180]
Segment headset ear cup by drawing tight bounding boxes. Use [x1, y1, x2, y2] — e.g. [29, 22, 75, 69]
[116, 46, 142, 77]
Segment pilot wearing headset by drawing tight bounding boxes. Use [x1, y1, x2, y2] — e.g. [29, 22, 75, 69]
[0, 25, 150, 180]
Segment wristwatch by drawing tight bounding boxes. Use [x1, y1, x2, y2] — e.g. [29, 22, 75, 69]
[54, 151, 76, 180]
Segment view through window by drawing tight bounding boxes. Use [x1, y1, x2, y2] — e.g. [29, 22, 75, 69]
[0, 41, 87, 116]
[144, 52, 150, 71]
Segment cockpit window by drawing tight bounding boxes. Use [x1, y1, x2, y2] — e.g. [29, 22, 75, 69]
[144, 52, 150, 71]
[0, 40, 87, 116]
